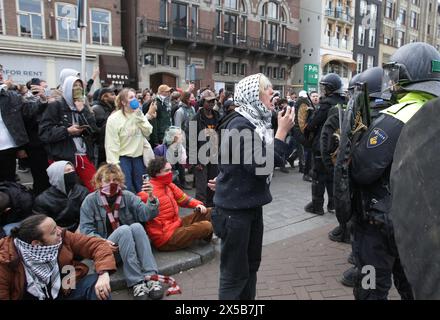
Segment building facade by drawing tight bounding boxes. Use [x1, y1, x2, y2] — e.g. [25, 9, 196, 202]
[379, 0, 440, 66]
[0, 0, 125, 88]
[121, 0, 301, 95]
[353, 0, 381, 75]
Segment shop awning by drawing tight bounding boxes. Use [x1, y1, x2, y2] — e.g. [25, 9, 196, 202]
[99, 55, 130, 86]
[321, 54, 357, 71]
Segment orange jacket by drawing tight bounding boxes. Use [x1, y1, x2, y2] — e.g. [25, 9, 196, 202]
[138, 180, 202, 248]
[0, 229, 116, 300]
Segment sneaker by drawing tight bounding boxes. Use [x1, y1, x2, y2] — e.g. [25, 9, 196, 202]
[302, 174, 312, 182]
[304, 202, 324, 215]
[133, 282, 149, 300]
[144, 280, 164, 300]
[340, 266, 357, 287]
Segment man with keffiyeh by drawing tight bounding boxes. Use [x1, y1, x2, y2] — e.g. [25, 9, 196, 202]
[0, 214, 116, 300]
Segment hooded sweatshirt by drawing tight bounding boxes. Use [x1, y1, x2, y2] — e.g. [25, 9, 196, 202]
[46, 160, 71, 195]
[59, 69, 79, 89]
[62, 76, 87, 154]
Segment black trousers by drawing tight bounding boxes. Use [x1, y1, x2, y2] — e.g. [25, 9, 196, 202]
[25, 146, 50, 196]
[194, 163, 217, 207]
[214, 207, 264, 300]
[0, 148, 17, 182]
[311, 152, 333, 207]
[352, 221, 414, 300]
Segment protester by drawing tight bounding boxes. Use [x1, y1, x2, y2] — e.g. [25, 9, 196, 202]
[105, 88, 153, 193]
[79, 164, 164, 300]
[33, 161, 89, 232]
[39, 76, 98, 192]
[213, 73, 294, 300]
[149, 85, 172, 147]
[139, 157, 212, 251]
[0, 214, 116, 300]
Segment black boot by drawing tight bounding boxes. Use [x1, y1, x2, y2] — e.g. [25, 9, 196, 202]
[327, 198, 335, 214]
[341, 266, 357, 287]
[304, 201, 325, 215]
[328, 224, 350, 243]
[347, 252, 355, 265]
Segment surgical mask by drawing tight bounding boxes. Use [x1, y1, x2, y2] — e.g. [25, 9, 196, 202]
[129, 98, 140, 110]
[73, 86, 84, 102]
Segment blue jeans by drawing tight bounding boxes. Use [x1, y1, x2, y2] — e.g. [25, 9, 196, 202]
[119, 156, 145, 193]
[63, 274, 112, 300]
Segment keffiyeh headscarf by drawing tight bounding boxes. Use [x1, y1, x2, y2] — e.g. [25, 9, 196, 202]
[14, 238, 62, 300]
[234, 74, 274, 145]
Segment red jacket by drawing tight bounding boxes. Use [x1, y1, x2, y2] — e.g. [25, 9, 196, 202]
[138, 180, 202, 248]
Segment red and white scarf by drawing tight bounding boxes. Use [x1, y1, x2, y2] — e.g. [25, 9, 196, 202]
[145, 274, 182, 296]
[99, 190, 123, 231]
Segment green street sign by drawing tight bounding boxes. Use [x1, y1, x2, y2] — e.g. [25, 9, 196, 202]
[304, 64, 319, 84]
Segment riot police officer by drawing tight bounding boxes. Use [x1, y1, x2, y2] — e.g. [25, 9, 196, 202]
[304, 73, 345, 215]
[351, 42, 440, 299]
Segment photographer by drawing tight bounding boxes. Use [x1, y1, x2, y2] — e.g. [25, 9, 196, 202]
[39, 76, 98, 192]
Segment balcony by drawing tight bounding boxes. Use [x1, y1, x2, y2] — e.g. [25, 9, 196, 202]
[325, 8, 354, 24]
[138, 18, 301, 59]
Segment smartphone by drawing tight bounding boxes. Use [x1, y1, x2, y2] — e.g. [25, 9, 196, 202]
[142, 174, 150, 182]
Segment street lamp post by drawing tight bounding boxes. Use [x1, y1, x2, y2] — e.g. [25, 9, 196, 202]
[78, 0, 88, 84]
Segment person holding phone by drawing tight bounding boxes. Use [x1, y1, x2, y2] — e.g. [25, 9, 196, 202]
[39, 76, 98, 192]
[79, 164, 164, 300]
[105, 88, 154, 193]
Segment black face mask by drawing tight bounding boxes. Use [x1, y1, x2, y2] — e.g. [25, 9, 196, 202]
[64, 172, 78, 195]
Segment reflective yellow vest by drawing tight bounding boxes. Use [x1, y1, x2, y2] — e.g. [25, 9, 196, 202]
[381, 92, 435, 124]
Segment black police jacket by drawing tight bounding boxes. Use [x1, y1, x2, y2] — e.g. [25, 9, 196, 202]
[39, 98, 98, 163]
[320, 107, 340, 173]
[33, 184, 89, 231]
[0, 181, 34, 228]
[306, 94, 346, 153]
[0, 90, 47, 148]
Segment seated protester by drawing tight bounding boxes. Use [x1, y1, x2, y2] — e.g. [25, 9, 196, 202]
[0, 182, 34, 238]
[0, 214, 116, 300]
[79, 164, 164, 300]
[33, 161, 89, 232]
[154, 126, 189, 190]
[138, 157, 212, 252]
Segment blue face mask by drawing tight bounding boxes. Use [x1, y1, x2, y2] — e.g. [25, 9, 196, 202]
[129, 98, 140, 110]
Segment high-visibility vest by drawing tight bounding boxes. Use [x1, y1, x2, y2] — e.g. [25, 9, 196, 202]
[381, 92, 435, 124]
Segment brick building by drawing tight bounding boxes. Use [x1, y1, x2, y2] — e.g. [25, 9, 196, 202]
[0, 0, 126, 88]
[121, 0, 301, 95]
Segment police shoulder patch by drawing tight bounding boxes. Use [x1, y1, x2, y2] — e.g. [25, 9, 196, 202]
[367, 128, 388, 149]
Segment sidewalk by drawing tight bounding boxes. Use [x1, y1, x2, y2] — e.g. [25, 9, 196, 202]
[112, 223, 399, 300]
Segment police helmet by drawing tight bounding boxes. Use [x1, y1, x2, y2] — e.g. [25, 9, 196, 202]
[383, 42, 440, 97]
[357, 67, 383, 99]
[319, 73, 343, 95]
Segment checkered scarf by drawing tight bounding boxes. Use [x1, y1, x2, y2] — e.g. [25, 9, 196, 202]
[234, 74, 274, 145]
[14, 238, 62, 300]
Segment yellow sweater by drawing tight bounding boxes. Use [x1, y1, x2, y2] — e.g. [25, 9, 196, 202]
[105, 109, 153, 164]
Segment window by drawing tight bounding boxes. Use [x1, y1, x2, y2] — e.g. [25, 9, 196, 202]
[17, 0, 44, 39]
[399, 8, 406, 25]
[273, 67, 278, 79]
[368, 28, 376, 48]
[267, 67, 272, 78]
[267, 2, 278, 19]
[224, 62, 230, 75]
[335, 26, 341, 48]
[172, 56, 178, 68]
[90, 9, 111, 45]
[56, 3, 79, 42]
[396, 31, 405, 47]
[326, 23, 332, 46]
[172, 2, 188, 38]
[259, 65, 265, 74]
[224, 13, 237, 45]
[239, 16, 247, 39]
[215, 11, 222, 36]
[360, 0, 368, 16]
[357, 54, 364, 74]
[191, 6, 198, 30]
[280, 68, 285, 80]
[384, 37, 391, 45]
[0, 0, 5, 35]
[240, 64, 246, 76]
[160, 0, 167, 28]
[215, 61, 221, 74]
[358, 25, 365, 46]
[232, 63, 238, 75]
[370, 4, 377, 22]
[385, 0, 393, 19]
[224, 0, 237, 10]
[367, 56, 374, 69]
[410, 11, 418, 29]
[428, 25, 431, 35]
[429, 2, 433, 12]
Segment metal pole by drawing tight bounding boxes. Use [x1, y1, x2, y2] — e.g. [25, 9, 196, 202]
[80, 0, 88, 84]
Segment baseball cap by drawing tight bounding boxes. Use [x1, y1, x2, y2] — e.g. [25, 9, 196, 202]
[158, 84, 172, 94]
[201, 89, 217, 101]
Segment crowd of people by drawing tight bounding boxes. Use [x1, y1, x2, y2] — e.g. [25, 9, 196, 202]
[0, 41, 437, 301]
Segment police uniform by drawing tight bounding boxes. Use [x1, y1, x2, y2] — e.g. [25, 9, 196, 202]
[350, 92, 434, 300]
